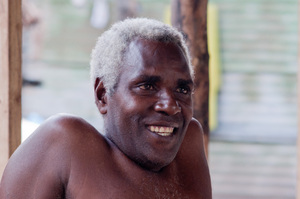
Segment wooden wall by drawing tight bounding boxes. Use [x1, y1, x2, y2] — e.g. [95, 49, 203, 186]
[209, 0, 298, 143]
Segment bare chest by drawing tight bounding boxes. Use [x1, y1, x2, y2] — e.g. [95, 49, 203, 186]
[65, 165, 197, 199]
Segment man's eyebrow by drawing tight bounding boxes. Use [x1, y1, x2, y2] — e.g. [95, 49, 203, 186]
[138, 75, 161, 83]
[177, 79, 194, 86]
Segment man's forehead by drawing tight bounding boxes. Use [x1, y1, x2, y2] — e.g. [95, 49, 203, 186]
[119, 39, 193, 86]
[127, 38, 184, 54]
[134, 74, 193, 85]
[124, 38, 189, 69]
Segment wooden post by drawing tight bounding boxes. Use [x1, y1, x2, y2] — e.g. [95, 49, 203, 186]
[0, 0, 22, 178]
[297, 1, 300, 197]
[171, 0, 209, 156]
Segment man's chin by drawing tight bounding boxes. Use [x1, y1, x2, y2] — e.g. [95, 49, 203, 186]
[135, 153, 177, 172]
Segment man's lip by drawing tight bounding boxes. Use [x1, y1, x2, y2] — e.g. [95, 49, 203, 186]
[145, 122, 179, 128]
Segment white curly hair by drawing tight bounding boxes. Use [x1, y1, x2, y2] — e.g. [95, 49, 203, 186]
[90, 18, 194, 95]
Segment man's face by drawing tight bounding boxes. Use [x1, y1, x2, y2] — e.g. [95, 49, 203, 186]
[104, 38, 193, 171]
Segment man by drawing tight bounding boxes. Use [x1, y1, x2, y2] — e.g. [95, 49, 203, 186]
[0, 18, 211, 198]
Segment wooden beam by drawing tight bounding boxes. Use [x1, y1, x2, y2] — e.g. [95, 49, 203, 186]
[297, 1, 300, 197]
[0, 0, 22, 178]
[296, 1, 300, 198]
[171, 0, 209, 156]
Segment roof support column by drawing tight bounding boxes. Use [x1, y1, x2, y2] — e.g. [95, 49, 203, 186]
[0, 0, 22, 178]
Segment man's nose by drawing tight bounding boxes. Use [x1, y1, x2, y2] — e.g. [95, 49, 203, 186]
[154, 91, 181, 116]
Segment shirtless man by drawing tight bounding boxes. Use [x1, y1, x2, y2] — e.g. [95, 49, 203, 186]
[0, 18, 212, 198]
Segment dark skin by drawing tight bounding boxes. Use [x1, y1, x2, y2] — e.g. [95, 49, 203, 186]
[0, 38, 212, 198]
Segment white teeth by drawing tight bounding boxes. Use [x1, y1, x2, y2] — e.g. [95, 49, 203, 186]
[150, 126, 155, 132]
[148, 126, 174, 136]
[155, 127, 159, 132]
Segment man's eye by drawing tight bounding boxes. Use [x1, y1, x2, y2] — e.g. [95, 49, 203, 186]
[139, 84, 154, 90]
[176, 87, 190, 94]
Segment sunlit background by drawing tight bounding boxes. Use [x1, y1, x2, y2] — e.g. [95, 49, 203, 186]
[21, 0, 298, 198]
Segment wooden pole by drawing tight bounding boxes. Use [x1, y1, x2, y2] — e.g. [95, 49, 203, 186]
[171, 0, 209, 156]
[0, 0, 22, 178]
[297, 1, 300, 197]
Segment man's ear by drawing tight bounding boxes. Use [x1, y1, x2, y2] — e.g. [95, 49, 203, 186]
[94, 78, 108, 114]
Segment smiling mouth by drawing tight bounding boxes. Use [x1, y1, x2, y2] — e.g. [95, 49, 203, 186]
[148, 126, 175, 137]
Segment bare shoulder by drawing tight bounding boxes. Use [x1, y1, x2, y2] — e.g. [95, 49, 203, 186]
[36, 113, 106, 145]
[187, 117, 204, 136]
[175, 117, 206, 160]
[174, 118, 212, 198]
[0, 114, 108, 199]
[17, 113, 108, 155]
[181, 118, 205, 151]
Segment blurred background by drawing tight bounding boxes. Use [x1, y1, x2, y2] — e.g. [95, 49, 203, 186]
[21, 0, 298, 198]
